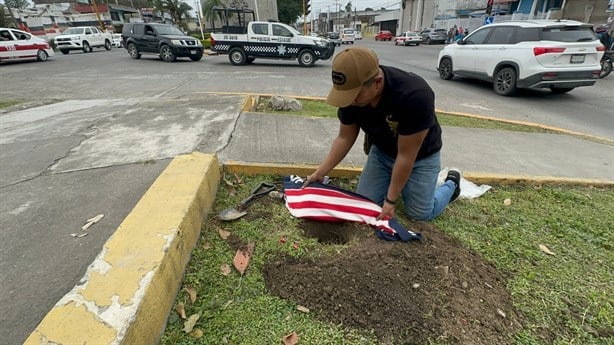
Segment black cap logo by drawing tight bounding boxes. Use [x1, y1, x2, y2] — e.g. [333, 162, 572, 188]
[332, 71, 346, 85]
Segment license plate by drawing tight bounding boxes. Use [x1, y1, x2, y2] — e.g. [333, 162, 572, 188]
[190, 50, 197, 54]
[570, 54, 585, 63]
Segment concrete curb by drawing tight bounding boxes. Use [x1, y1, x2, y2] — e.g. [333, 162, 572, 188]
[24, 152, 220, 345]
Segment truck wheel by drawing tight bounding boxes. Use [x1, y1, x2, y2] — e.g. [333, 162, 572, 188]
[127, 43, 141, 59]
[160, 45, 176, 62]
[298, 49, 315, 67]
[104, 40, 111, 50]
[60, 49, 69, 55]
[229, 47, 247, 65]
[82, 42, 92, 53]
[190, 54, 203, 61]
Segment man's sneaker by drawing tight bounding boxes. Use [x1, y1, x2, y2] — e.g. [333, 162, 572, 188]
[445, 169, 461, 202]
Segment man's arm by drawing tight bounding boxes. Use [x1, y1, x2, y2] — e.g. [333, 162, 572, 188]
[305, 123, 360, 185]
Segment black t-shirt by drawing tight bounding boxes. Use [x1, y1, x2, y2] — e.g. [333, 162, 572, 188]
[338, 65, 442, 160]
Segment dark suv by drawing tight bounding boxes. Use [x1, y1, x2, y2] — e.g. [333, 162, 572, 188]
[122, 23, 203, 62]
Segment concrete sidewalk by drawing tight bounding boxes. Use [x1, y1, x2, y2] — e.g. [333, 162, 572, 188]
[23, 95, 613, 345]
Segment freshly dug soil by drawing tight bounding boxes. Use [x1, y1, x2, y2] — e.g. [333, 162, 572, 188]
[262, 220, 523, 344]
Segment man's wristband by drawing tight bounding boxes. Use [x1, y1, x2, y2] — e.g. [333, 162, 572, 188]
[385, 197, 397, 205]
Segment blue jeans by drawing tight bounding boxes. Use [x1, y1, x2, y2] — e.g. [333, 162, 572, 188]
[356, 146, 456, 221]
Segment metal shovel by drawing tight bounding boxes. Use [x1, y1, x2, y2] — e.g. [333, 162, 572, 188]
[219, 182, 276, 221]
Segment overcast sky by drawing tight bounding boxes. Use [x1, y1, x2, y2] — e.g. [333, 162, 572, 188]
[310, 0, 400, 15]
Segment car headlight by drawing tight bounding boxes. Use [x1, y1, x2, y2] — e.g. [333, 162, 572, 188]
[171, 39, 183, 45]
[195, 40, 202, 47]
[315, 40, 328, 47]
[73, 36, 80, 40]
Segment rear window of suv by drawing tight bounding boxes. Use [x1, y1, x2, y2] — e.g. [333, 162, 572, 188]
[541, 26, 596, 42]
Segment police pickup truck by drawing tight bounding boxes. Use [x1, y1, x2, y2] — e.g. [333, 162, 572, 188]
[210, 8, 335, 67]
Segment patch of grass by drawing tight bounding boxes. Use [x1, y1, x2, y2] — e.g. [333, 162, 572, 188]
[255, 97, 554, 134]
[162, 175, 613, 344]
[0, 100, 25, 109]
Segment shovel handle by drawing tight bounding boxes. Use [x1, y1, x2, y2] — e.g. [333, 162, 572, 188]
[237, 182, 276, 210]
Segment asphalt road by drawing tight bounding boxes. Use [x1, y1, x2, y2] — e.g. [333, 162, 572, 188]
[1, 40, 612, 139]
[0, 40, 612, 344]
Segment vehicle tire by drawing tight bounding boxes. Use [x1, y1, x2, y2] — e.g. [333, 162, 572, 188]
[395, 41, 398, 46]
[82, 42, 92, 53]
[190, 54, 203, 61]
[599, 58, 612, 78]
[416, 43, 420, 46]
[36, 49, 48, 61]
[298, 49, 315, 67]
[426, 37, 431, 45]
[550, 87, 574, 94]
[127, 43, 141, 59]
[159, 45, 176, 62]
[246, 57, 255, 64]
[228, 47, 247, 65]
[493, 67, 517, 96]
[60, 49, 69, 55]
[104, 40, 111, 50]
[438, 58, 454, 80]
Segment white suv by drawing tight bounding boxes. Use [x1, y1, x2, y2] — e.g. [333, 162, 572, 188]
[437, 20, 605, 96]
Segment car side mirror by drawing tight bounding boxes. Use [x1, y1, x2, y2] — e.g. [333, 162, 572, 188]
[457, 39, 464, 45]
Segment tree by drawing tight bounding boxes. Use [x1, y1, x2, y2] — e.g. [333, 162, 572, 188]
[344, 1, 352, 13]
[0, 6, 6, 28]
[5, 0, 30, 10]
[364, 7, 373, 11]
[277, 0, 301, 24]
[202, 0, 224, 24]
[151, 0, 192, 30]
[380, 7, 386, 11]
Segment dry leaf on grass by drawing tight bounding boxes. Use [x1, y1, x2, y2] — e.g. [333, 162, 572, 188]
[184, 286, 197, 303]
[189, 328, 203, 339]
[202, 242, 212, 250]
[282, 331, 299, 345]
[183, 313, 200, 333]
[233, 243, 255, 275]
[539, 244, 556, 255]
[176, 302, 187, 319]
[223, 178, 234, 187]
[220, 263, 231, 276]
[503, 198, 512, 206]
[218, 229, 231, 240]
[296, 305, 310, 313]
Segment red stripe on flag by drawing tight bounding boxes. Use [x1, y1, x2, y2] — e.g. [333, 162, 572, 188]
[287, 200, 379, 217]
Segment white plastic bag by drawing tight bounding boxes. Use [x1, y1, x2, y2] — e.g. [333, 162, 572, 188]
[437, 168, 491, 199]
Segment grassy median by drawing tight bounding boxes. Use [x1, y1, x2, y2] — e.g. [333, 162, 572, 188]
[161, 174, 612, 344]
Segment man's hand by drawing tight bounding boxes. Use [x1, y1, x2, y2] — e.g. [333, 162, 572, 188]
[377, 202, 395, 220]
[301, 173, 325, 188]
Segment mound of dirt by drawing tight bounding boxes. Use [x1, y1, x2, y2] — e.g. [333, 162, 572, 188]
[263, 220, 523, 344]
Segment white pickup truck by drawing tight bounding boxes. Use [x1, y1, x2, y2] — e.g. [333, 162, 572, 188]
[54, 26, 113, 54]
[210, 8, 335, 67]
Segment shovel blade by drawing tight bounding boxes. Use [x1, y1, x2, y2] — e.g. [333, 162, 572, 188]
[219, 208, 248, 221]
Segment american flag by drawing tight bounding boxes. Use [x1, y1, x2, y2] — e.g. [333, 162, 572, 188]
[283, 175, 421, 242]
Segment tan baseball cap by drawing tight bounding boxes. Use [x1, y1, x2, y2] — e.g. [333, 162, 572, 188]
[326, 47, 380, 108]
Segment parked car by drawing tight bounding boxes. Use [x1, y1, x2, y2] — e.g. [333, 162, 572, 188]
[394, 31, 422, 46]
[0, 28, 55, 63]
[437, 20, 605, 96]
[327, 32, 341, 46]
[354, 30, 362, 40]
[54, 26, 113, 54]
[122, 23, 203, 62]
[341, 28, 355, 44]
[112, 33, 122, 48]
[374, 30, 393, 41]
[420, 28, 447, 44]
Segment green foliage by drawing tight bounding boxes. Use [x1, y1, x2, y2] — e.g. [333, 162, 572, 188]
[201, 0, 224, 24]
[345, 1, 353, 13]
[277, 0, 302, 24]
[0, 6, 7, 27]
[151, 0, 192, 31]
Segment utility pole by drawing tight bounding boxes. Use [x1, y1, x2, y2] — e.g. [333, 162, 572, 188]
[195, 0, 205, 39]
[90, 0, 106, 31]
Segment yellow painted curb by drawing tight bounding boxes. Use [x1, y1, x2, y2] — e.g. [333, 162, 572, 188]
[222, 161, 613, 187]
[25, 152, 221, 345]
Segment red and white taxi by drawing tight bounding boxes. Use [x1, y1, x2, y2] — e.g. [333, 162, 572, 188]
[0, 28, 55, 63]
[394, 31, 423, 46]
